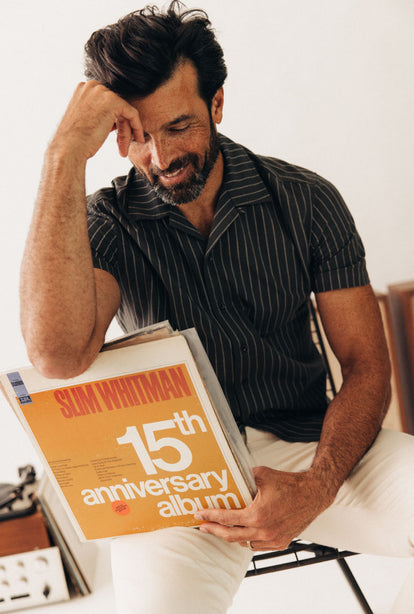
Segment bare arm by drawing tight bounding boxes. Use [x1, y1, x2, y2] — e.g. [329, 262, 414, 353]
[309, 284, 391, 496]
[194, 285, 391, 549]
[20, 81, 144, 378]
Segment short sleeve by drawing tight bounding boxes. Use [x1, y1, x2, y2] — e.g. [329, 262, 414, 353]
[87, 194, 120, 281]
[310, 178, 370, 293]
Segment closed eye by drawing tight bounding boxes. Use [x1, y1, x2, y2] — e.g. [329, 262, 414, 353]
[169, 125, 190, 133]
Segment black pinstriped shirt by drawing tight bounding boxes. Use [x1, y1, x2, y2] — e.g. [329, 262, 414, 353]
[87, 135, 369, 442]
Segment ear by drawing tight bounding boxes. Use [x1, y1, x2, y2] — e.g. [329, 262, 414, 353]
[211, 87, 224, 124]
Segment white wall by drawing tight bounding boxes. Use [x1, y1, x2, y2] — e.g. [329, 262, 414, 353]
[0, 0, 413, 480]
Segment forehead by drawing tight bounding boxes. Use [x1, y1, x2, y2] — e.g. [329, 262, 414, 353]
[130, 61, 208, 129]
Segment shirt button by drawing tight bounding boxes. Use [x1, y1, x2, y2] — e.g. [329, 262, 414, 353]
[241, 344, 248, 353]
[219, 302, 226, 311]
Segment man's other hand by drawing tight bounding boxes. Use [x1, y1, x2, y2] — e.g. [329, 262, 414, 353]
[194, 465, 335, 551]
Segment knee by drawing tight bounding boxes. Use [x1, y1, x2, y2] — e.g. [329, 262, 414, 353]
[110, 532, 183, 614]
[110, 528, 251, 614]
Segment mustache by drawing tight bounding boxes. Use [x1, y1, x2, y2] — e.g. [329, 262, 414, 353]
[150, 153, 199, 178]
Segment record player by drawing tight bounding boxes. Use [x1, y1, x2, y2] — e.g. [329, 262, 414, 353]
[0, 465, 37, 523]
[0, 466, 69, 611]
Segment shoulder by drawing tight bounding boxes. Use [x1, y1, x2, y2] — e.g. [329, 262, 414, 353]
[252, 152, 319, 185]
[86, 168, 135, 216]
[86, 166, 166, 224]
[251, 151, 352, 228]
[249, 150, 342, 201]
[221, 134, 342, 205]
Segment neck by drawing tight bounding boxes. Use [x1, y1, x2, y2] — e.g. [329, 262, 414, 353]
[176, 151, 224, 237]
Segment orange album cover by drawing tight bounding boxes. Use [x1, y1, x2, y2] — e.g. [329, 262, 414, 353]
[1, 329, 255, 541]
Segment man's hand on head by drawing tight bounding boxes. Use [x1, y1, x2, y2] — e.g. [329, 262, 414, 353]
[50, 80, 144, 160]
[194, 465, 335, 552]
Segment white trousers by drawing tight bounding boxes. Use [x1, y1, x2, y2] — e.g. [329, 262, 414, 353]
[111, 428, 414, 613]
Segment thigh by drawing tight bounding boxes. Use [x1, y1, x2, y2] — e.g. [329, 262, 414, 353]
[111, 526, 252, 614]
[246, 427, 414, 557]
[302, 428, 414, 556]
[244, 426, 318, 472]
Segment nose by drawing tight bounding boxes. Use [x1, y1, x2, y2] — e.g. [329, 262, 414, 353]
[149, 137, 174, 172]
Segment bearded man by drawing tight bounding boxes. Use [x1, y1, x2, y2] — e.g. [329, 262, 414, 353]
[20, 3, 414, 612]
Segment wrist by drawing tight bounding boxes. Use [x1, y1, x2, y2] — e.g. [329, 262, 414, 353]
[36, 143, 88, 208]
[46, 137, 89, 167]
[305, 462, 340, 506]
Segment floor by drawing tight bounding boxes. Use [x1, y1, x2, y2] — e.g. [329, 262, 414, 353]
[230, 553, 411, 614]
[10, 542, 410, 614]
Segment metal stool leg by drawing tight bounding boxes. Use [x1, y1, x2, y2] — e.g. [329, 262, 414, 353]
[336, 558, 374, 614]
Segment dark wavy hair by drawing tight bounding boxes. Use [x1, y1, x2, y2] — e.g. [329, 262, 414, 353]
[84, 1, 227, 107]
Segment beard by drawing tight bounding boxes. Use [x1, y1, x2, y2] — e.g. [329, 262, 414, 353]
[138, 121, 220, 206]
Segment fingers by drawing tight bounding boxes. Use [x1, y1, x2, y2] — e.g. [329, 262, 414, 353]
[194, 501, 292, 550]
[199, 521, 292, 551]
[199, 521, 255, 543]
[120, 105, 145, 145]
[195, 508, 254, 543]
[54, 80, 145, 160]
[116, 118, 133, 158]
[194, 508, 247, 527]
[195, 508, 264, 543]
[116, 105, 145, 157]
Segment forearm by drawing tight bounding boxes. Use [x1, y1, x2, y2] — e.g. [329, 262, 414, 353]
[20, 146, 98, 377]
[20, 82, 142, 378]
[309, 361, 391, 502]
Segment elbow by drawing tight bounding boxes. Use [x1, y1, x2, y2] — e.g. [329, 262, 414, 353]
[21, 314, 102, 379]
[341, 345, 392, 400]
[26, 342, 95, 380]
[30, 357, 84, 380]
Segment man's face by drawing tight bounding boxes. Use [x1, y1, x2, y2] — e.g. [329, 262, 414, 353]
[128, 61, 223, 206]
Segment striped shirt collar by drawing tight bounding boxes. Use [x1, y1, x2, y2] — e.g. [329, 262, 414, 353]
[125, 134, 271, 221]
[217, 134, 271, 208]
